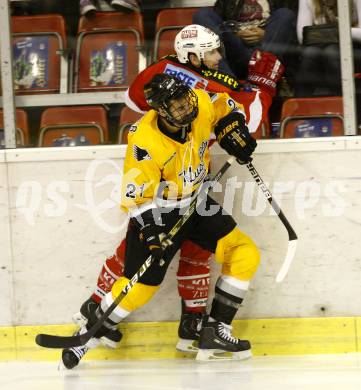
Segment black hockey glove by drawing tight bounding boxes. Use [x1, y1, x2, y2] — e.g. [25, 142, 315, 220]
[136, 209, 165, 264]
[214, 111, 257, 164]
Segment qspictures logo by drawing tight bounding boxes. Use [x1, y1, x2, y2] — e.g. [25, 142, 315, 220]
[16, 158, 127, 234]
[14, 158, 348, 232]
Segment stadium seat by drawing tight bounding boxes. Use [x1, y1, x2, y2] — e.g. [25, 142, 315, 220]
[10, 14, 68, 94]
[153, 8, 202, 61]
[259, 120, 271, 139]
[280, 97, 344, 138]
[118, 106, 143, 144]
[74, 12, 146, 92]
[38, 106, 108, 147]
[78, 11, 144, 40]
[0, 108, 29, 148]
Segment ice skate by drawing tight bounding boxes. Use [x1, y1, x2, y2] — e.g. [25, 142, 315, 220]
[176, 311, 203, 353]
[61, 326, 100, 369]
[73, 297, 122, 348]
[61, 344, 90, 369]
[196, 318, 252, 361]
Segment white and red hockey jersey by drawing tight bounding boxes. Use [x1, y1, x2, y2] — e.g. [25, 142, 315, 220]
[125, 54, 273, 136]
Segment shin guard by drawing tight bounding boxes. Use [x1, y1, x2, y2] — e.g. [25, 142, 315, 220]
[210, 275, 249, 324]
[177, 240, 211, 313]
[92, 240, 126, 303]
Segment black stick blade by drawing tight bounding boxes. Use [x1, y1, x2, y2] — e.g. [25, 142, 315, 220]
[35, 333, 83, 349]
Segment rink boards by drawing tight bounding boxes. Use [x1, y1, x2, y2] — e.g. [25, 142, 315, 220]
[1, 317, 361, 361]
[1, 137, 361, 360]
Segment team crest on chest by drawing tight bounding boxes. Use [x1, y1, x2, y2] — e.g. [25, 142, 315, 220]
[178, 140, 208, 187]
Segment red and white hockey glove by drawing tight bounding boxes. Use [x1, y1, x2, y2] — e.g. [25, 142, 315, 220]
[247, 50, 285, 97]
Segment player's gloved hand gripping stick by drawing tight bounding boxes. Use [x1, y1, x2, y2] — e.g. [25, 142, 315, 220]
[35, 156, 236, 349]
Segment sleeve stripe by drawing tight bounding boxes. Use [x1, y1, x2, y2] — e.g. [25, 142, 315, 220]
[246, 90, 263, 134]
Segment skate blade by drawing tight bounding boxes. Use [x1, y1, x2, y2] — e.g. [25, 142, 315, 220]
[196, 348, 252, 362]
[176, 338, 199, 353]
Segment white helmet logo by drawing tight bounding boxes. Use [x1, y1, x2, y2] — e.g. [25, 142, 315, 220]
[175, 24, 220, 64]
[181, 29, 198, 39]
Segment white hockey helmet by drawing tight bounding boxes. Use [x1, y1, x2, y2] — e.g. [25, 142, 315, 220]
[175, 24, 221, 64]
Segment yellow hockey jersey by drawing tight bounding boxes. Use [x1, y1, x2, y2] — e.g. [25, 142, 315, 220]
[121, 89, 244, 216]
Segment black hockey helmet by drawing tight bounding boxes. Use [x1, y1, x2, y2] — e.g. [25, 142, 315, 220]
[144, 73, 198, 127]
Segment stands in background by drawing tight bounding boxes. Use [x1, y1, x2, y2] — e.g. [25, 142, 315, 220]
[280, 97, 344, 138]
[118, 105, 142, 143]
[38, 105, 109, 146]
[153, 7, 201, 61]
[0, 109, 29, 148]
[1, 4, 358, 147]
[74, 11, 146, 92]
[11, 14, 68, 94]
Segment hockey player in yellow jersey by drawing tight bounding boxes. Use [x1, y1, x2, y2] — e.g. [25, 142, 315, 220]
[122, 77, 237, 212]
[62, 73, 260, 368]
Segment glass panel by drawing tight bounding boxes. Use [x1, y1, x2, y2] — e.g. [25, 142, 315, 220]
[0, 0, 358, 145]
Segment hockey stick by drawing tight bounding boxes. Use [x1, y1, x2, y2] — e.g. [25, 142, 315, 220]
[35, 156, 236, 349]
[244, 161, 298, 283]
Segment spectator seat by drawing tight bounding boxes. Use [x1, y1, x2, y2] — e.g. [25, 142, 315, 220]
[280, 97, 344, 138]
[153, 8, 202, 61]
[38, 106, 108, 147]
[74, 12, 146, 92]
[11, 14, 68, 94]
[0, 108, 29, 147]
